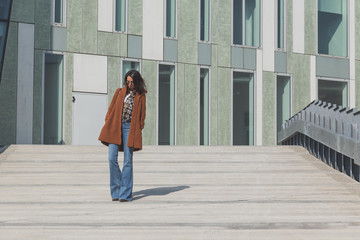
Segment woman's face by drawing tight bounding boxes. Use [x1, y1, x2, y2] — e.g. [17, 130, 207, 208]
[126, 76, 135, 91]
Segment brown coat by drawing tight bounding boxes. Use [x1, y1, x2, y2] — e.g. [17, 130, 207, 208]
[98, 87, 146, 151]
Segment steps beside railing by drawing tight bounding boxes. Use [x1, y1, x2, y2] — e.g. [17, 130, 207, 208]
[278, 100, 360, 182]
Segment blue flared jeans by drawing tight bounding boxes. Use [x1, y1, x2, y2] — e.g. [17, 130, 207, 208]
[108, 122, 133, 201]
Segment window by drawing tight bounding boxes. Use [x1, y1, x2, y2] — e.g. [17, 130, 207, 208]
[115, 0, 126, 32]
[233, 0, 261, 47]
[44, 54, 64, 144]
[165, 0, 176, 38]
[318, 79, 348, 106]
[52, 0, 65, 25]
[233, 72, 254, 145]
[277, 0, 285, 49]
[276, 76, 291, 133]
[122, 60, 140, 85]
[200, 0, 210, 41]
[158, 64, 176, 145]
[200, 68, 209, 145]
[318, 0, 347, 57]
[0, 0, 11, 83]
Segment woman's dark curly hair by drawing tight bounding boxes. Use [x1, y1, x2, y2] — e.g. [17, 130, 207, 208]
[124, 70, 147, 95]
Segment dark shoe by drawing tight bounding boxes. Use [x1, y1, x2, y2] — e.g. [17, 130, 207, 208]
[119, 199, 127, 202]
[112, 198, 119, 201]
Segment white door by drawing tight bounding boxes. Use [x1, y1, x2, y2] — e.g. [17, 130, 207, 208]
[72, 92, 108, 145]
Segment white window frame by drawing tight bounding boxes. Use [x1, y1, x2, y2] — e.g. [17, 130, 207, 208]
[41, 51, 66, 144]
[157, 62, 177, 145]
[231, 0, 262, 48]
[199, 0, 212, 42]
[275, 0, 287, 51]
[316, 0, 350, 58]
[317, 77, 350, 107]
[198, 66, 211, 145]
[120, 58, 141, 87]
[113, 0, 128, 33]
[231, 69, 256, 146]
[164, 0, 178, 39]
[51, 0, 67, 27]
[274, 73, 292, 141]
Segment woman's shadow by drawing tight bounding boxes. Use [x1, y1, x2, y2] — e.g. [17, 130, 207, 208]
[133, 186, 190, 201]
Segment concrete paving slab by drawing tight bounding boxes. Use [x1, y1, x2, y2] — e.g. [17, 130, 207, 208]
[1, 145, 360, 239]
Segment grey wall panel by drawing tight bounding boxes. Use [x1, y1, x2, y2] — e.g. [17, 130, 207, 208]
[72, 93, 108, 145]
[51, 27, 67, 51]
[275, 51, 287, 73]
[243, 48, 256, 70]
[16, 23, 35, 144]
[128, 35, 142, 59]
[316, 56, 350, 79]
[198, 42, 211, 65]
[231, 46, 244, 69]
[164, 39, 178, 62]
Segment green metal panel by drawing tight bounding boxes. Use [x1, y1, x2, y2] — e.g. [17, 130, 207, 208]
[178, 0, 198, 64]
[0, 23, 17, 145]
[356, 61, 360, 108]
[357, 2, 360, 60]
[67, 0, 83, 52]
[231, 46, 244, 69]
[51, 27, 67, 51]
[262, 71, 276, 145]
[83, 0, 97, 54]
[1, 22, 17, 80]
[164, 39, 178, 62]
[128, 0, 142, 35]
[184, 64, 198, 145]
[35, 0, 51, 50]
[63, 53, 73, 145]
[11, 0, 35, 23]
[286, 0, 293, 74]
[107, 57, 121, 104]
[127, 35, 142, 59]
[243, 48, 256, 70]
[304, 0, 316, 55]
[217, 67, 231, 145]
[292, 54, 310, 114]
[32, 50, 43, 144]
[275, 51, 287, 73]
[176, 63, 185, 145]
[210, 45, 218, 145]
[198, 42, 211, 66]
[98, 32, 119, 56]
[316, 56, 350, 79]
[213, 0, 231, 67]
[141, 60, 157, 145]
[119, 34, 127, 57]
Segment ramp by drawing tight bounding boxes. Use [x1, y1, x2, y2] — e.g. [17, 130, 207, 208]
[1, 145, 360, 239]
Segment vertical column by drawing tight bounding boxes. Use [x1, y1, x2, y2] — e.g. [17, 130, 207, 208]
[255, 49, 263, 145]
[293, 0, 304, 53]
[310, 55, 316, 101]
[98, 0, 113, 32]
[262, 0, 275, 71]
[143, 0, 163, 60]
[349, 0, 356, 108]
[17, 23, 35, 144]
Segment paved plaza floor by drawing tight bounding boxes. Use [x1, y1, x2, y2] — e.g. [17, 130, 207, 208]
[1, 145, 360, 239]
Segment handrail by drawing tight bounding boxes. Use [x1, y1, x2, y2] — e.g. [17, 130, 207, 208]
[278, 100, 360, 182]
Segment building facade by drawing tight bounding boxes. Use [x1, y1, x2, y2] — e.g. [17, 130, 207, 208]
[0, 0, 359, 146]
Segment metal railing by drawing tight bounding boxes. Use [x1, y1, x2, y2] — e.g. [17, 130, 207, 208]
[278, 100, 360, 182]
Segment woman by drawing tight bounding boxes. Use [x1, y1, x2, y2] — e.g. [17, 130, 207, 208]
[99, 70, 146, 202]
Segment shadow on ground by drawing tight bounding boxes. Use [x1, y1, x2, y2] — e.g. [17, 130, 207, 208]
[133, 186, 190, 201]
